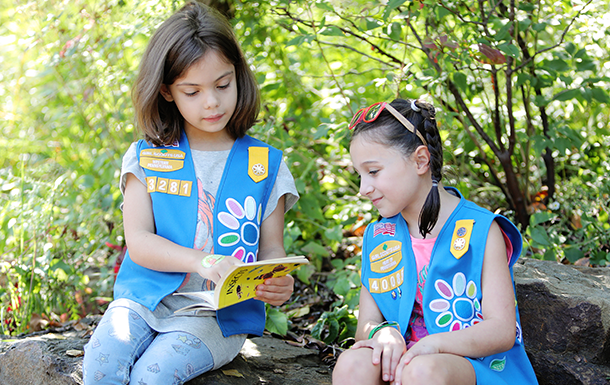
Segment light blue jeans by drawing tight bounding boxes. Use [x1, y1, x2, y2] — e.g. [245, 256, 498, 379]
[83, 306, 214, 384]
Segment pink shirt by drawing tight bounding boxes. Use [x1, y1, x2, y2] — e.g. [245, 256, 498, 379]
[405, 229, 513, 348]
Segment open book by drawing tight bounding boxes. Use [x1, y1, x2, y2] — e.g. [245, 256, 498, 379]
[174, 255, 309, 311]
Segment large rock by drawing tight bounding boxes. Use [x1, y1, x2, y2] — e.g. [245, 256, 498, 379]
[515, 258, 610, 385]
[2, 258, 610, 384]
[0, 327, 331, 385]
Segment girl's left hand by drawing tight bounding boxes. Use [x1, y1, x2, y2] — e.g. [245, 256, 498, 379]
[255, 274, 294, 306]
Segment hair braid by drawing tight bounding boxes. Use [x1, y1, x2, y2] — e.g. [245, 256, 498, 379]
[416, 102, 444, 238]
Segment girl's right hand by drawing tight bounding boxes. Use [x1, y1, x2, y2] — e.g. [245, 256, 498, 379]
[350, 326, 406, 383]
[196, 254, 241, 283]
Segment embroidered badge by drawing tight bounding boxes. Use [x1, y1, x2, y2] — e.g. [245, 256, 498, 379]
[429, 272, 483, 331]
[217, 196, 261, 263]
[146, 177, 192, 196]
[373, 222, 396, 237]
[370, 251, 402, 273]
[368, 267, 404, 294]
[139, 148, 185, 172]
[490, 357, 507, 372]
[450, 219, 474, 259]
[369, 241, 402, 262]
[248, 147, 268, 182]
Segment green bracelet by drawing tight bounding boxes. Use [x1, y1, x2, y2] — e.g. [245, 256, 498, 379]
[368, 321, 400, 339]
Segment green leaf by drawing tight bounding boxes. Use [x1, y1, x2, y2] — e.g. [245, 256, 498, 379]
[532, 22, 547, 32]
[333, 277, 352, 296]
[497, 43, 520, 58]
[564, 247, 585, 264]
[453, 72, 468, 92]
[576, 59, 596, 72]
[365, 17, 382, 31]
[388, 22, 402, 40]
[529, 226, 551, 246]
[315, 2, 334, 12]
[553, 88, 580, 102]
[530, 212, 555, 226]
[383, 0, 407, 19]
[565, 42, 577, 56]
[320, 26, 344, 37]
[543, 249, 556, 261]
[545, 59, 570, 72]
[265, 307, 288, 336]
[302, 241, 330, 257]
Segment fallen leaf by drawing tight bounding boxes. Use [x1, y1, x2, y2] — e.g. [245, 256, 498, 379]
[66, 350, 84, 357]
[222, 369, 244, 378]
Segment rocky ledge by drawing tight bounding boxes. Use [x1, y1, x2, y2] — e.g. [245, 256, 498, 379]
[1, 258, 610, 384]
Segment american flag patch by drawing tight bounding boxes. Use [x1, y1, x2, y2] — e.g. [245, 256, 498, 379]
[373, 222, 396, 237]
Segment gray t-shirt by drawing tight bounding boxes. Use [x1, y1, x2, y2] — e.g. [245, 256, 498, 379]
[110, 141, 298, 366]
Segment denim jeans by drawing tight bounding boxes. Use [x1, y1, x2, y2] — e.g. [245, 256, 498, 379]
[83, 306, 214, 384]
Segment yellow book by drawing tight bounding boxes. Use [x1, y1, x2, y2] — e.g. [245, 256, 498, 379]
[174, 255, 309, 311]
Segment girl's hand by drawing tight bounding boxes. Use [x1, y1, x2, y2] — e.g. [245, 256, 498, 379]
[351, 326, 406, 383]
[393, 335, 442, 384]
[256, 274, 294, 306]
[196, 254, 241, 283]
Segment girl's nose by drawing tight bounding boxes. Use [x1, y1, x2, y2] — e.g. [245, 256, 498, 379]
[203, 92, 219, 109]
[359, 178, 373, 197]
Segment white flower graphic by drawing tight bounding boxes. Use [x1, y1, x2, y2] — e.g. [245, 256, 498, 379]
[217, 196, 261, 263]
[429, 272, 483, 331]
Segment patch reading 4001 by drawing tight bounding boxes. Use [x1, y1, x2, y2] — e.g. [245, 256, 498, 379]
[369, 241, 402, 274]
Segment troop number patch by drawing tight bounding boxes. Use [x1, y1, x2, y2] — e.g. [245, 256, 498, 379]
[146, 176, 192, 197]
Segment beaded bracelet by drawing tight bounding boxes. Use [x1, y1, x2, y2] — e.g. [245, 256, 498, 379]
[368, 321, 400, 339]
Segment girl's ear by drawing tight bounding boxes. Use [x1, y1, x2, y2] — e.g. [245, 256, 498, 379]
[160, 84, 174, 102]
[413, 145, 431, 175]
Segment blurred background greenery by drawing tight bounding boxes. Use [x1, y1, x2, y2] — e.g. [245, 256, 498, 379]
[1, 0, 608, 343]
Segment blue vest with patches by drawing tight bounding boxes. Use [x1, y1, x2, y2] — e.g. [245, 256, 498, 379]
[361, 188, 538, 384]
[114, 131, 282, 337]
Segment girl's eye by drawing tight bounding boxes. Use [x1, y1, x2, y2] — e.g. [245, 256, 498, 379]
[218, 83, 230, 90]
[185, 91, 198, 97]
[369, 170, 379, 175]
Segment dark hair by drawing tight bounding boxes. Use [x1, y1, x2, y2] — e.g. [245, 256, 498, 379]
[351, 98, 443, 238]
[132, 1, 259, 146]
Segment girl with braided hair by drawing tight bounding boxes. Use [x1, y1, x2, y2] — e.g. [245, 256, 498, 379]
[332, 99, 537, 385]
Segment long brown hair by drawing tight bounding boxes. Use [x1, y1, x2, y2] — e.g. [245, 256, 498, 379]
[132, 1, 259, 146]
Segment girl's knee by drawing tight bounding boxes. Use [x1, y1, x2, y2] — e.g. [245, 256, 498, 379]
[401, 355, 473, 385]
[401, 355, 446, 385]
[332, 349, 378, 385]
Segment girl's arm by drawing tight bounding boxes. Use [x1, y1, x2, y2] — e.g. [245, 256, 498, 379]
[123, 173, 239, 282]
[351, 285, 406, 383]
[401, 221, 516, 363]
[254, 195, 294, 306]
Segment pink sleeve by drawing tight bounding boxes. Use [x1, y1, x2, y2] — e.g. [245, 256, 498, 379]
[500, 228, 514, 264]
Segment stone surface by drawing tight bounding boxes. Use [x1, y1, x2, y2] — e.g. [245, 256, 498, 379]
[0, 330, 331, 385]
[515, 258, 610, 385]
[2, 258, 610, 384]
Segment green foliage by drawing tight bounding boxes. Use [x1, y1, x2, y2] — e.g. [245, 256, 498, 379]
[1, 0, 609, 342]
[265, 305, 289, 336]
[311, 304, 358, 345]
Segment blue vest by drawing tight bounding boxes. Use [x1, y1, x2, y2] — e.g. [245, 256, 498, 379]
[361, 188, 538, 384]
[114, 131, 282, 337]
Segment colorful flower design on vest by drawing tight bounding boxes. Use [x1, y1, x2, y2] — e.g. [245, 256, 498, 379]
[217, 196, 261, 263]
[429, 272, 483, 331]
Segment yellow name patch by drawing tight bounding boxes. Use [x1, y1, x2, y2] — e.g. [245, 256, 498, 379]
[369, 267, 404, 294]
[369, 240, 402, 262]
[371, 252, 402, 273]
[139, 149, 185, 172]
[146, 177, 192, 197]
